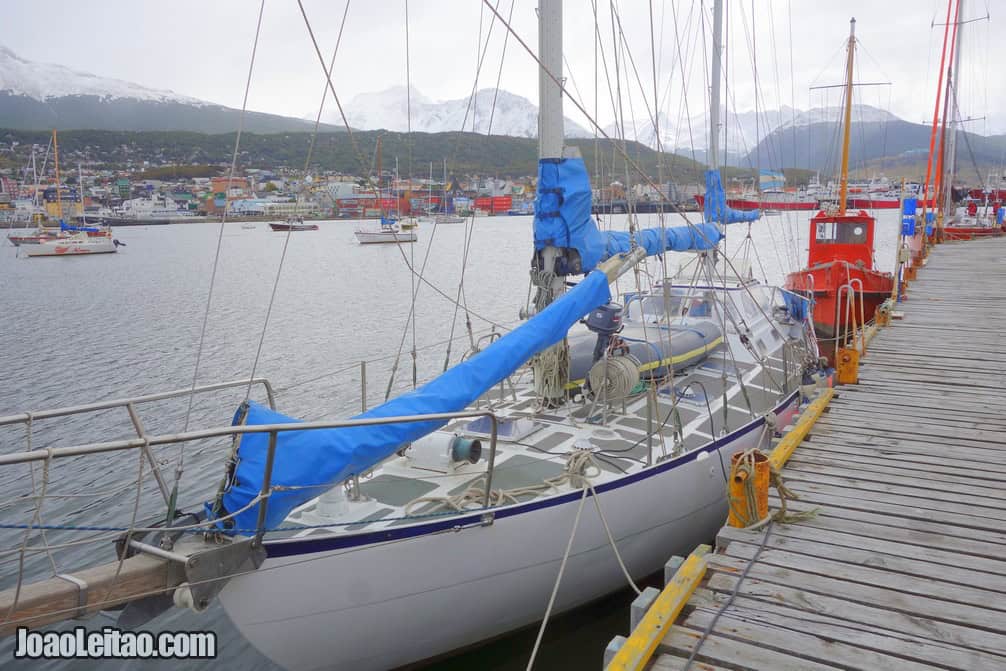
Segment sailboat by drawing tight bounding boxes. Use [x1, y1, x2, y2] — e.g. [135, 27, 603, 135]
[354, 140, 418, 243]
[783, 18, 893, 363]
[205, 2, 815, 668]
[938, 0, 1004, 241]
[21, 130, 121, 257]
[0, 3, 819, 669]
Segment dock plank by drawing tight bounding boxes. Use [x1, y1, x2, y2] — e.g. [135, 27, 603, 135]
[614, 241, 1006, 671]
[686, 589, 1003, 670]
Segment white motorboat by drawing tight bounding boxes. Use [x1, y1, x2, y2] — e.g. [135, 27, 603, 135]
[20, 231, 119, 257]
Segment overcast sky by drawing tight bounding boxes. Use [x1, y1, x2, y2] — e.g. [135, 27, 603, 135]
[4, 0, 1003, 137]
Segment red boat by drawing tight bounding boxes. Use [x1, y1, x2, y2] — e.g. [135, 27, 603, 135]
[941, 201, 1006, 240]
[783, 17, 893, 365]
[785, 209, 893, 362]
[845, 196, 900, 209]
[693, 194, 818, 211]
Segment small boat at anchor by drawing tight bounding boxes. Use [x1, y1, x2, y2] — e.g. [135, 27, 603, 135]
[269, 216, 318, 232]
[355, 217, 418, 244]
[20, 231, 121, 257]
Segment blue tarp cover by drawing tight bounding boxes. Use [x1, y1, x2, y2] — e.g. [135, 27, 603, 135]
[532, 159, 751, 273]
[702, 170, 760, 225]
[533, 157, 607, 271]
[901, 197, 917, 236]
[217, 270, 612, 532]
[783, 291, 810, 321]
[600, 224, 722, 258]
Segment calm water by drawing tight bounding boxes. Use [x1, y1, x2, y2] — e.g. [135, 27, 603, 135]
[0, 210, 901, 670]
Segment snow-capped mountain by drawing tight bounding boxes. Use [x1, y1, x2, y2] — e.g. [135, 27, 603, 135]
[0, 45, 337, 133]
[336, 86, 592, 138]
[0, 45, 200, 104]
[605, 105, 897, 152]
[781, 104, 899, 129]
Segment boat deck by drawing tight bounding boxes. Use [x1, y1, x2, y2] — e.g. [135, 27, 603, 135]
[607, 238, 1006, 670]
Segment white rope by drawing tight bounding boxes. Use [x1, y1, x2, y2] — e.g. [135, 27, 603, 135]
[180, 0, 266, 457]
[526, 486, 588, 671]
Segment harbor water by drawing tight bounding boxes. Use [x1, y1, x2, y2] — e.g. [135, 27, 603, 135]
[0, 211, 902, 670]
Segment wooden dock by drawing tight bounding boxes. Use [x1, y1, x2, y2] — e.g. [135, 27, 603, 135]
[606, 238, 1006, 671]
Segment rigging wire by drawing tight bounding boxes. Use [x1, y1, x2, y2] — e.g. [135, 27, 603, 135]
[178, 0, 266, 502]
[245, 2, 353, 405]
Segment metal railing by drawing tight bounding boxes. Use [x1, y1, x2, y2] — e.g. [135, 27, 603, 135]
[0, 394, 499, 541]
[0, 378, 277, 506]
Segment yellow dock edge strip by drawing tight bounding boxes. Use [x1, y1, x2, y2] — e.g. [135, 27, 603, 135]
[768, 387, 834, 471]
[605, 545, 711, 671]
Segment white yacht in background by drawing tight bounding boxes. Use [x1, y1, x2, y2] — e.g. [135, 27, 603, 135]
[106, 195, 193, 224]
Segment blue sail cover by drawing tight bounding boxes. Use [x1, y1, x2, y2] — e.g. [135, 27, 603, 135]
[702, 170, 760, 225]
[533, 159, 756, 273]
[60, 221, 101, 233]
[533, 157, 607, 271]
[216, 270, 612, 533]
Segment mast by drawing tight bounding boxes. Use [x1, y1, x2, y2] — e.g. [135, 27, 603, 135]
[942, 0, 964, 221]
[531, 0, 569, 406]
[933, 1, 961, 226]
[709, 0, 724, 170]
[79, 163, 86, 224]
[537, 0, 563, 160]
[920, 0, 957, 226]
[837, 18, 856, 216]
[376, 136, 383, 221]
[53, 129, 63, 222]
[31, 147, 39, 214]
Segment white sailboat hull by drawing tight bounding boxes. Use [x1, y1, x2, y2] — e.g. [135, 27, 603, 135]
[21, 235, 117, 257]
[219, 396, 797, 671]
[354, 230, 418, 244]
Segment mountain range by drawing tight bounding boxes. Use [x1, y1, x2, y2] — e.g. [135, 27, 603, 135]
[338, 85, 592, 139]
[1, 45, 1004, 177]
[0, 45, 343, 134]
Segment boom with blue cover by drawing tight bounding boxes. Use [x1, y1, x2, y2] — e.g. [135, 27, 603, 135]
[215, 270, 612, 533]
[533, 158, 756, 273]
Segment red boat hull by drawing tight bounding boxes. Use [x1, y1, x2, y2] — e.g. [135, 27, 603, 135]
[693, 195, 818, 211]
[845, 197, 900, 209]
[942, 226, 1006, 241]
[785, 262, 893, 363]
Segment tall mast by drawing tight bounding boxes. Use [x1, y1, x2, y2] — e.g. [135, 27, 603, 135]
[79, 162, 85, 224]
[921, 0, 956, 223]
[942, 0, 964, 219]
[934, 0, 961, 222]
[531, 0, 569, 405]
[837, 18, 856, 216]
[709, 0, 724, 170]
[538, 0, 563, 159]
[31, 148, 39, 210]
[53, 129, 63, 222]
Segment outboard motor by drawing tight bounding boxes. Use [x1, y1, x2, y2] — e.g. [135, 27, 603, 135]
[584, 302, 623, 363]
